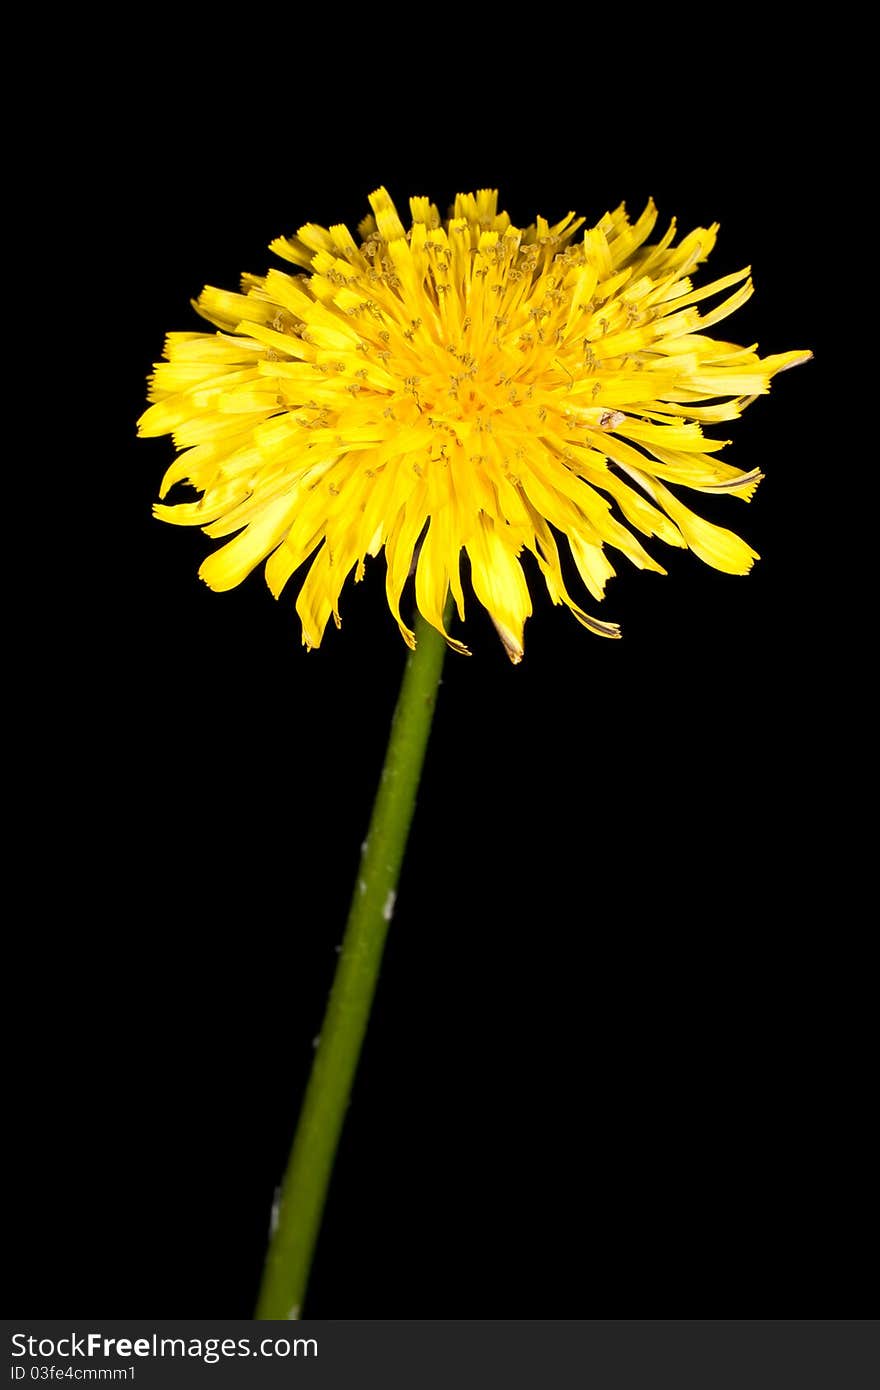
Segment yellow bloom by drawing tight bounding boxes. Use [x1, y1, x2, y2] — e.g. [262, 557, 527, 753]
[140, 188, 809, 662]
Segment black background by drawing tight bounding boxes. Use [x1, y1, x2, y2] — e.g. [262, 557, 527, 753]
[12, 19, 868, 1317]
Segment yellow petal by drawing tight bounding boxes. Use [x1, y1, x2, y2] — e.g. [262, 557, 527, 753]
[629, 472, 759, 574]
[466, 515, 532, 663]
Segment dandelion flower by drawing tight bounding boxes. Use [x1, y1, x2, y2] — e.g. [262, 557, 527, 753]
[140, 188, 809, 662]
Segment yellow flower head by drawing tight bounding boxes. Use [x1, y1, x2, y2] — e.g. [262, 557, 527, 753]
[140, 188, 809, 662]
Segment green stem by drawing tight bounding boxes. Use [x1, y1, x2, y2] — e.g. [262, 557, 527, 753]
[255, 610, 449, 1319]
